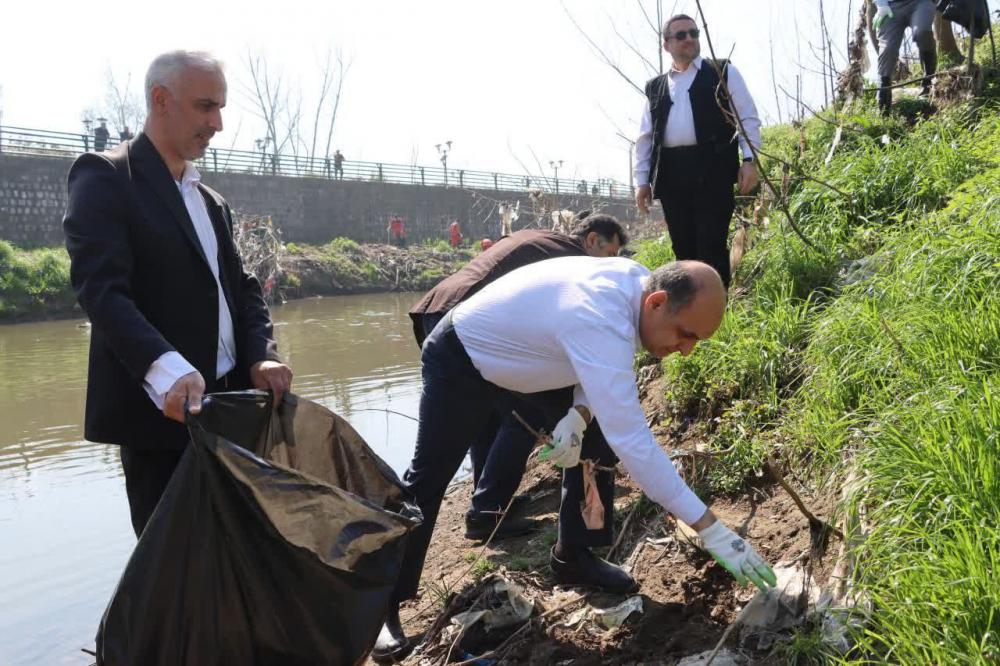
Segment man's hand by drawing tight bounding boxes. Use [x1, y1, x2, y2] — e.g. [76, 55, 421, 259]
[873, 4, 893, 31]
[635, 184, 652, 214]
[697, 519, 777, 591]
[539, 407, 587, 468]
[163, 371, 206, 423]
[251, 360, 294, 406]
[737, 162, 759, 195]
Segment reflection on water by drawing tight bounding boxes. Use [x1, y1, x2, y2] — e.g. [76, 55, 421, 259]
[0, 293, 429, 666]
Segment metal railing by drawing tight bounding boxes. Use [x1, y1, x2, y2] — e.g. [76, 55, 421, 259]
[0, 125, 631, 199]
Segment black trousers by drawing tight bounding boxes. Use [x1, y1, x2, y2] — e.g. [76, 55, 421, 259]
[117, 372, 236, 538]
[119, 445, 186, 537]
[656, 147, 738, 287]
[393, 313, 617, 603]
[419, 312, 549, 520]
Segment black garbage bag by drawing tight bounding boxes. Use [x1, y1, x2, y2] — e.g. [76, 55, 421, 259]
[936, 0, 990, 39]
[95, 391, 421, 666]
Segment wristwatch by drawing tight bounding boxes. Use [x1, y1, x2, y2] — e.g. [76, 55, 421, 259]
[743, 157, 754, 163]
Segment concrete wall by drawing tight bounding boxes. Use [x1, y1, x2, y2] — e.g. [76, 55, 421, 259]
[0, 153, 632, 248]
[0, 154, 72, 247]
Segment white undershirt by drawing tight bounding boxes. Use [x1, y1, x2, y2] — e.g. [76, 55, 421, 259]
[634, 56, 762, 187]
[452, 256, 707, 525]
[142, 164, 237, 409]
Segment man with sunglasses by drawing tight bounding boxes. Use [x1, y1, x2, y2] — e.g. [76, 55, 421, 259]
[634, 14, 762, 289]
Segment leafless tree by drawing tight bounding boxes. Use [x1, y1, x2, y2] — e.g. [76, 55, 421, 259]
[243, 52, 298, 160]
[560, 0, 675, 96]
[104, 69, 145, 135]
[318, 49, 351, 162]
[81, 69, 145, 138]
[243, 47, 350, 168]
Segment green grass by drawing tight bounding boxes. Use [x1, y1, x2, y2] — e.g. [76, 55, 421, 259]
[470, 557, 497, 583]
[653, 91, 1000, 661]
[423, 238, 456, 254]
[0, 240, 76, 320]
[631, 236, 675, 270]
[326, 237, 360, 254]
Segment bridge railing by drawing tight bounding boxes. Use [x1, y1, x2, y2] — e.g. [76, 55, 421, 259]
[0, 125, 631, 200]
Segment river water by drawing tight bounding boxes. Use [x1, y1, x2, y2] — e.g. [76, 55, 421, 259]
[0, 293, 440, 666]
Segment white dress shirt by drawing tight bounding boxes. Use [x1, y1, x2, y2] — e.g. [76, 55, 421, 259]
[143, 164, 237, 409]
[452, 256, 708, 525]
[634, 56, 762, 187]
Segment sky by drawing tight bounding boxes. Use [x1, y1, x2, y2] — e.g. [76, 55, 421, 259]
[1, 0, 996, 185]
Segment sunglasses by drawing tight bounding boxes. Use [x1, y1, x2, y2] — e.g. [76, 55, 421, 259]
[667, 28, 701, 41]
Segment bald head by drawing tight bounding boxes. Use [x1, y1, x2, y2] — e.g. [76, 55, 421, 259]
[647, 260, 726, 312]
[638, 260, 727, 358]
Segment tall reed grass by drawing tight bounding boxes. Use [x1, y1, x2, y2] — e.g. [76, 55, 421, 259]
[654, 97, 1000, 661]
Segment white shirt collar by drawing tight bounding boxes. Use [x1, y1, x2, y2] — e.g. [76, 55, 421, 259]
[669, 56, 703, 75]
[176, 163, 202, 189]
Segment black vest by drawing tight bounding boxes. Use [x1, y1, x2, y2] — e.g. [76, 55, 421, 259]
[645, 59, 740, 196]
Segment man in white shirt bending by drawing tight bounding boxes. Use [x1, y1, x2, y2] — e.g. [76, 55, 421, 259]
[373, 257, 776, 661]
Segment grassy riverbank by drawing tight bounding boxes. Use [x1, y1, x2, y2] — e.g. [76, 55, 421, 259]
[635, 88, 1000, 660]
[0, 241, 76, 322]
[280, 238, 474, 298]
[0, 237, 474, 323]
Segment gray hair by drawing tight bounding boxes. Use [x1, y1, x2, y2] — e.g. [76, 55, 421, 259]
[647, 262, 700, 313]
[144, 50, 224, 110]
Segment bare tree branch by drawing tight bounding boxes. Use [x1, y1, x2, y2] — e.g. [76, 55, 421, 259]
[309, 48, 336, 161]
[636, 0, 660, 37]
[323, 53, 352, 160]
[608, 12, 660, 76]
[560, 0, 645, 95]
[694, 0, 821, 253]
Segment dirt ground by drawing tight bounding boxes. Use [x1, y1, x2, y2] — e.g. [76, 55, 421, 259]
[371, 374, 838, 665]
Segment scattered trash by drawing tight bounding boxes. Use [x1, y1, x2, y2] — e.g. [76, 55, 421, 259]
[448, 578, 534, 634]
[676, 648, 747, 665]
[593, 595, 644, 629]
[560, 595, 643, 630]
[579, 459, 606, 530]
[458, 651, 498, 666]
[738, 563, 819, 650]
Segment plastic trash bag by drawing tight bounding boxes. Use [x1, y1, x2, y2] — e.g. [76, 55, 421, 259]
[936, 0, 990, 38]
[95, 391, 422, 666]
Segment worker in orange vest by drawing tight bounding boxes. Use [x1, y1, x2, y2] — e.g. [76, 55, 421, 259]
[448, 220, 462, 249]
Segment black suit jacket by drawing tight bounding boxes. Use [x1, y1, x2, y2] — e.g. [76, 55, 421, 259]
[63, 133, 281, 451]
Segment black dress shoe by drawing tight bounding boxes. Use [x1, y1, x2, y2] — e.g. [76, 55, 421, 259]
[507, 492, 532, 514]
[371, 609, 412, 663]
[550, 546, 638, 594]
[464, 513, 540, 542]
[468, 492, 532, 520]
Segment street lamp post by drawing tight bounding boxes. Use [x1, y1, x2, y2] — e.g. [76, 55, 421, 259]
[82, 117, 94, 152]
[615, 131, 636, 198]
[435, 141, 452, 186]
[549, 159, 563, 194]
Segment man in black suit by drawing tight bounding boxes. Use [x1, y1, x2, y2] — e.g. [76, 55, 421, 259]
[63, 50, 293, 537]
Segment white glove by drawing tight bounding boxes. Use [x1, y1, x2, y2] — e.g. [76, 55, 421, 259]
[697, 520, 777, 591]
[538, 407, 586, 468]
[873, 3, 894, 31]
